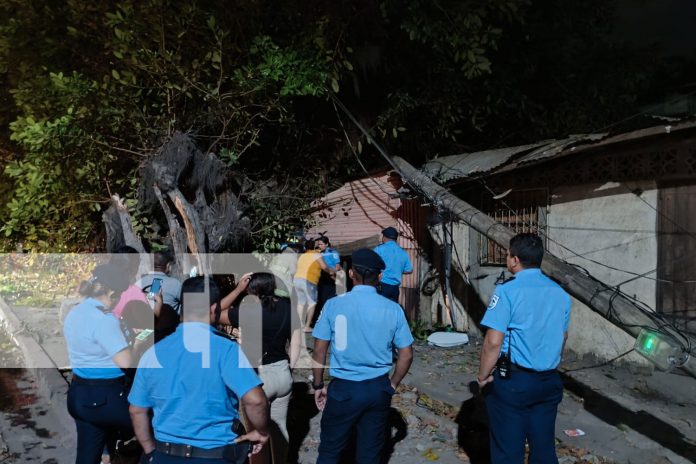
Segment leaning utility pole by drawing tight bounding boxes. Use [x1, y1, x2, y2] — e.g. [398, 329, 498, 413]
[391, 156, 695, 378]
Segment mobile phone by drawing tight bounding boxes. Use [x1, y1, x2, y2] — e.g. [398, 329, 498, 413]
[148, 278, 163, 299]
[135, 328, 154, 342]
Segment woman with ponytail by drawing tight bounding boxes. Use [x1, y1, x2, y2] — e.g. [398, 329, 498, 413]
[63, 263, 134, 464]
[217, 272, 301, 463]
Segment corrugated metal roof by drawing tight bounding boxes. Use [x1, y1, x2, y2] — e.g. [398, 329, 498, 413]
[514, 134, 606, 164]
[419, 119, 696, 183]
[421, 142, 548, 182]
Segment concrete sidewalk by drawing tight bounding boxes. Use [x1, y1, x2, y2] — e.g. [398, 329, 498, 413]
[403, 340, 694, 464]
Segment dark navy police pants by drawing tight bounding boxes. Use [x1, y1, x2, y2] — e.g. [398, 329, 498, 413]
[485, 368, 563, 464]
[378, 283, 400, 303]
[317, 374, 395, 464]
[67, 376, 134, 464]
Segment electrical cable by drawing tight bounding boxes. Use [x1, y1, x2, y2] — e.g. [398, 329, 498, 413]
[329, 93, 695, 357]
[561, 349, 636, 373]
[474, 177, 696, 284]
[331, 100, 397, 197]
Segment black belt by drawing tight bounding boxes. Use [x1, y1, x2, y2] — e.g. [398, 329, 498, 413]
[332, 373, 389, 384]
[155, 440, 249, 460]
[511, 363, 556, 374]
[71, 375, 126, 386]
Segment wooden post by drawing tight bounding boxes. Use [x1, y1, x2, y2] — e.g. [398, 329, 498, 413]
[392, 156, 696, 378]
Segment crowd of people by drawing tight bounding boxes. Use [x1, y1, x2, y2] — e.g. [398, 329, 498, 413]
[62, 231, 570, 464]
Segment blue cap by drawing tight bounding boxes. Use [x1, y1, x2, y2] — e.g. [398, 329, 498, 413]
[381, 227, 399, 240]
[352, 248, 386, 271]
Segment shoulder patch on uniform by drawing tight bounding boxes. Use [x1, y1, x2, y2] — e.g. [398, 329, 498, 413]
[487, 294, 499, 310]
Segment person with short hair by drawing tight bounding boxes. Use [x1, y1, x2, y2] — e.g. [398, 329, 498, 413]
[64, 263, 134, 464]
[128, 276, 269, 464]
[294, 239, 331, 332]
[137, 251, 182, 313]
[312, 248, 414, 463]
[269, 242, 299, 299]
[373, 227, 412, 304]
[476, 233, 571, 464]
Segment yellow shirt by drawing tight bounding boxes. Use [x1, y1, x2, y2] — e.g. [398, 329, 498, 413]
[294, 251, 322, 285]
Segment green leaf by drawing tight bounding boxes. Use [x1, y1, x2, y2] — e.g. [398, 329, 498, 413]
[112, 69, 120, 80]
[330, 78, 339, 93]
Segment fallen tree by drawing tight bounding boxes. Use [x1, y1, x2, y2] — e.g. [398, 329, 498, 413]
[103, 133, 250, 276]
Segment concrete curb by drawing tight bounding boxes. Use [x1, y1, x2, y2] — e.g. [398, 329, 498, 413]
[0, 295, 75, 448]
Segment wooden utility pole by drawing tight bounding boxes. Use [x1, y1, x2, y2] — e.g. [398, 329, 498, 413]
[392, 156, 696, 378]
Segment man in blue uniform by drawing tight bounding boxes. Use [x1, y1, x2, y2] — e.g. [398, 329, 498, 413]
[373, 227, 412, 304]
[312, 248, 414, 464]
[476, 233, 571, 464]
[128, 276, 270, 463]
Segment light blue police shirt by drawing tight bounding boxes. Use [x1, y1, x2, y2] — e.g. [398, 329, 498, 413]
[63, 298, 128, 379]
[373, 241, 412, 285]
[481, 268, 571, 371]
[322, 247, 341, 270]
[313, 285, 414, 381]
[137, 272, 182, 312]
[128, 322, 262, 448]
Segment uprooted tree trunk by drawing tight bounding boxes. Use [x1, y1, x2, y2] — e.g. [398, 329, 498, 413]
[103, 132, 250, 277]
[103, 195, 146, 254]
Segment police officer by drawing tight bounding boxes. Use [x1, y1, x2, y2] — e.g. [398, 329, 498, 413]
[373, 227, 412, 304]
[128, 276, 270, 463]
[312, 248, 414, 464]
[63, 263, 134, 464]
[476, 233, 571, 464]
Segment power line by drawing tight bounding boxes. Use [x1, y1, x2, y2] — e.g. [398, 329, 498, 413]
[331, 99, 395, 198]
[329, 93, 694, 357]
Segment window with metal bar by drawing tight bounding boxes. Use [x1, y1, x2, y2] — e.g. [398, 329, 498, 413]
[479, 189, 548, 266]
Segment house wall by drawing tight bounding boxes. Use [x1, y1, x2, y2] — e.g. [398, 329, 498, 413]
[547, 181, 657, 364]
[463, 180, 658, 364]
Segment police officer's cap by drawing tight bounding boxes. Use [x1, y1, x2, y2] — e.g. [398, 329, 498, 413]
[92, 263, 130, 293]
[352, 248, 386, 271]
[381, 227, 399, 240]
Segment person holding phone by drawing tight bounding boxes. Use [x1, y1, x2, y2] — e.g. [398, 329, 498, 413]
[216, 272, 302, 463]
[110, 246, 149, 320]
[63, 263, 134, 464]
[137, 251, 182, 314]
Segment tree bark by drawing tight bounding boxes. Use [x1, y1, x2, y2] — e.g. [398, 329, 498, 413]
[102, 195, 146, 253]
[153, 185, 190, 279]
[167, 188, 208, 275]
